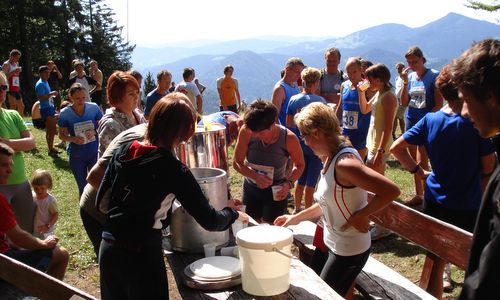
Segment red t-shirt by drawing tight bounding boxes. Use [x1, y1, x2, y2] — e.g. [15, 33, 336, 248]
[0, 193, 17, 253]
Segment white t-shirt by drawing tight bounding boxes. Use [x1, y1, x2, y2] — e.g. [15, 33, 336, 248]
[314, 147, 370, 256]
[175, 80, 200, 109]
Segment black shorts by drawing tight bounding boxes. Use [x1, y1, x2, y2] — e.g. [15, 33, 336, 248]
[242, 179, 288, 223]
[32, 118, 45, 129]
[423, 199, 478, 233]
[91, 90, 103, 106]
[5, 248, 53, 272]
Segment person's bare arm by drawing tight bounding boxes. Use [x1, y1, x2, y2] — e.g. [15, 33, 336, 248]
[59, 127, 84, 144]
[431, 86, 444, 112]
[196, 95, 203, 114]
[400, 68, 410, 107]
[7, 225, 57, 250]
[0, 130, 36, 152]
[87, 160, 107, 189]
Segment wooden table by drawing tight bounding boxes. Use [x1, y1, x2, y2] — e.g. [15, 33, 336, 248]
[164, 238, 343, 299]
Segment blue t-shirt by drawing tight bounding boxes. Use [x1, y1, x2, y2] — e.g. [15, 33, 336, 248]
[144, 89, 168, 117]
[287, 93, 326, 155]
[405, 69, 439, 122]
[58, 103, 103, 155]
[198, 111, 238, 142]
[403, 111, 494, 210]
[341, 81, 371, 150]
[35, 79, 52, 109]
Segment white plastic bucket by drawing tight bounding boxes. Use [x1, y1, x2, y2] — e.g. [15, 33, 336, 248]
[236, 225, 293, 296]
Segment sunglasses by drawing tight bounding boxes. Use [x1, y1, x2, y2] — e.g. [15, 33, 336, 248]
[0, 85, 8, 91]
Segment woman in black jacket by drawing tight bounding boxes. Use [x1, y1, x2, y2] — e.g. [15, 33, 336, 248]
[97, 92, 248, 300]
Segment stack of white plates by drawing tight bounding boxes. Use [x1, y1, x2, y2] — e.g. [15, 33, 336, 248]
[183, 256, 242, 290]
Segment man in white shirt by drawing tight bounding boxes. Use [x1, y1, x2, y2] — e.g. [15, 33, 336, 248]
[175, 68, 202, 114]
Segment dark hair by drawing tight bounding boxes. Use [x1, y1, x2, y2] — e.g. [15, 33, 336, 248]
[9, 49, 21, 57]
[451, 39, 500, 104]
[0, 143, 14, 156]
[325, 47, 341, 60]
[224, 65, 234, 74]
[405, 46, 427, 64]
[68, 82, 86, 96]
[127, 69, 143, 81]
[157, 70, 172, 82]
[145, 92, 197, 149]
[436, 64, 459, 102]
[360, 59, 373, 70]
[243, 100, 277, 132]
[106, 71, 140, 106]
[365, 64, 392, 88]
[182, 68, 195, 80]
[38, 65, 49, 73]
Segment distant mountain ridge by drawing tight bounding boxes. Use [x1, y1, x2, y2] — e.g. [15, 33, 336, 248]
[133, 13, 500, 113]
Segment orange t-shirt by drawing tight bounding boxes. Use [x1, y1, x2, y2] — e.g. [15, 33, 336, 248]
[217, 77, 238, 106]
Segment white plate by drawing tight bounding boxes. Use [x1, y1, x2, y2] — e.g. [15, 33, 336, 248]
[189, 256, 241, 280]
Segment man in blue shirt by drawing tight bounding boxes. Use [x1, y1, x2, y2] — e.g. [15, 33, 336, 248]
[144, 70, 172, 119]
[35, 65, 59, 157]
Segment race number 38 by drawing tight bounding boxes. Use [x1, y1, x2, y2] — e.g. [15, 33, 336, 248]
[342, 110, 359, 129]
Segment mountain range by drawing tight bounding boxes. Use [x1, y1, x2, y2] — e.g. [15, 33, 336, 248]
[131, 13, 500, 113]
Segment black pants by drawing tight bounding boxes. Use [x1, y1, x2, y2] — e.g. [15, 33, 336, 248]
[99, 239, 168, 300]
[321, 248, 370, 297]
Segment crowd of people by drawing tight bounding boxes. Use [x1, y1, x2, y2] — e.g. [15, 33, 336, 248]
[0, 38, 498, 300]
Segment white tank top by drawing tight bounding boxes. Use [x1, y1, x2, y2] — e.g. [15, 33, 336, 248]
[314, 147, 370, 256]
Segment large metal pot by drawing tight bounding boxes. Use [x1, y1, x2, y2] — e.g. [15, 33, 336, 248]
[170, 167, 229, 253]
[175, 124, 228, 172]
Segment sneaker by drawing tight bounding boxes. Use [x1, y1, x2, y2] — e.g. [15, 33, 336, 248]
[370, 225, 392, 240]
[405, 195, 424, 207]
[443, 263, 453, 292]
[48, 149, 60, 157]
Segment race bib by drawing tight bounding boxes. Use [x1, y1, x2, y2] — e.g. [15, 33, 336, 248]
[342, 110, 359, 129]
[73, 120, 96, 144]
[12, 76, 20, 87]
[409, 85, 426, 109]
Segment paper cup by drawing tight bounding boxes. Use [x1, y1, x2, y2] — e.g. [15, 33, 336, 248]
[220, 246, 238, 257]
[232, 220, 246, 236]
[203, 243, 216, 257]
[272, 185, 283, 201]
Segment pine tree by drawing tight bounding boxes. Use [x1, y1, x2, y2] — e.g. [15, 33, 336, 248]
[143, 72, 156, 96]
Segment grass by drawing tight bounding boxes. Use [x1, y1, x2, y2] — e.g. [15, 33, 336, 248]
[23, 123, 463, 299]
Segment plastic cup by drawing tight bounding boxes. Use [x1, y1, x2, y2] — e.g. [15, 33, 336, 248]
[358, 80, 370, 92]
[232, 220, 245, 236]
[237, 205, 246, 212]
[220, 246, 238, 257]
[272, 185, 283, 201]
[203, 243, 216, 257]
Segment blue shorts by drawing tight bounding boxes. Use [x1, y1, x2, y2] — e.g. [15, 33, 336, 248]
[297, 154, 323, 187]
[40, 105, 56, 120]
[343, 130, 367, 151]
[5, 248, 53, 272]
[405, 116, 422, 132]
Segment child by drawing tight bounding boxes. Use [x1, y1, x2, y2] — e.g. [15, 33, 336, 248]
[31, 169, 59, 238]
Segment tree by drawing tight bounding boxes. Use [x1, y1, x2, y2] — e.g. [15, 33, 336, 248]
[466, 0, 500, 12]
[143, 72, 156, 97]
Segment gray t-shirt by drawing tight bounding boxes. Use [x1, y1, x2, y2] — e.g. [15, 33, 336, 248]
[79, 123, 147, 222]
[319, 70, 344, 95]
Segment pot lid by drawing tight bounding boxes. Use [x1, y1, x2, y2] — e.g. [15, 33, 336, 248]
[236, 225, 293, 250]
[189, 256, 241, 280]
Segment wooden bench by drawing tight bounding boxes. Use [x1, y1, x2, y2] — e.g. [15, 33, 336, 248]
[288, 201, 473, 300]
[0, 253, 97, 300]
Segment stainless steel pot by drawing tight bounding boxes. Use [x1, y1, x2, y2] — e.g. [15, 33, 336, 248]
[175, 124, 229, 172]
[170, 167, 229, 253]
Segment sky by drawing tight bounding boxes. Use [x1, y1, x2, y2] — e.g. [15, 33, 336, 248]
[104, 0, 498, 47]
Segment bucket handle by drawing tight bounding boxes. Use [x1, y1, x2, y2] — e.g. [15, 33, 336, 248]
[272, 247, 298, 260]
